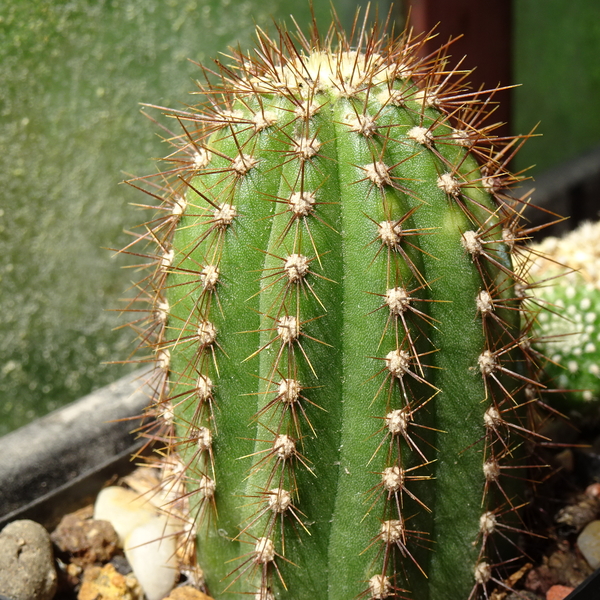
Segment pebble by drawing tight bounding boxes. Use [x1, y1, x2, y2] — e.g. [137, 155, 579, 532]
[94, 485, 181, 600]
[546, 585, 575, 600]
[124, 515, 179, 600]
[163, 586, 214, 600]
[0, 520, 57, 600]
[51, 507, 119, 566]
[94, 486, 158, 545]
[78, 563, 143, 600]
[577, 519, 600, 568]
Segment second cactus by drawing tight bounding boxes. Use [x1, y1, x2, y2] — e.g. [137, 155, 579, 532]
[138, 15, 547, 600]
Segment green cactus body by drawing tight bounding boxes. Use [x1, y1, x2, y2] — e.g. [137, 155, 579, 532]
[133, 17, 545, 600]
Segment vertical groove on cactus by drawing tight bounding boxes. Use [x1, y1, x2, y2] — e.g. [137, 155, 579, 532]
[123, 10, 555, 600]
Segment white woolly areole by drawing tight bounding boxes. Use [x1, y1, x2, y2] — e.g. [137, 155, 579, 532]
[197, 320, 217, 346]
[284, 253, 310, 282]
[386, 287, 410, 314]
[294, 136, 321, 160]
[380, 519, 404, 543]
[155, 299, 169, 322]
[200, 264, 219, 290]
[161, 402, 174, 423]
[346, 113, 377, 137]
[231, 153, 258, 175]
[277, 315, 300, 343]
[252, 111, 277, 131]
[482, 175, 497, 193]
[382, 465, 404, 491]
[197, 374, 214, 400]
[273, 434, 295, 459]
[254, 590, 275, 600]
[514, 281, 527, 300]
[479, 511, 497, 535]
[502, 227, 517, 248]
[407, 125, 433, 145]
[288, 191, 316, 216]
[476, 290, 493, 315]
[484, 405, 502, 428]
[364, 162, 392, 188]
[437, 172, 461, 196]
[478, 350, 497, 376]
[192, 148, 211, 169]
[253, 537, 275, 564]
[369, 574, 391, 599]
[156, 349, 170, 370]
[171, 195, 187, 216]
[278, 378, 301, 404]
[161, 248, 174, 269]
[462, 230, 483, 256]
[385, 348, 411, 378]
[385, 409, 409, 435]
[199, 475, 216, 499]
[474, 561, 492, 584]
[452, 128, 472, 147]
[195, 426, 213, 452]
[213, 203, 237, 228]
[378, 220, 402, 247]
[483, 459, 500, 482]
[267, 488, 292, 513]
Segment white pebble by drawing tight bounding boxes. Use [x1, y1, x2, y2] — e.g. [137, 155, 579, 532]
[125, 515, 179, 600]
[94, 486, 158, 545]
[579, 520, 600, 569]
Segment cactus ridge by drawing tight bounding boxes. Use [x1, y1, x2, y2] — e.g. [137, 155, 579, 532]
[123, 10, 555, 600]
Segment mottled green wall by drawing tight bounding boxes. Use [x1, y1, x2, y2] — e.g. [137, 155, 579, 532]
[513, 2, 600, 174]
[0, 0, 390, 434]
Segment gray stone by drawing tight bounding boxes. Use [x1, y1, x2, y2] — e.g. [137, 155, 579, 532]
[0, 520, 57, 600]
[578, 519, 600, 569]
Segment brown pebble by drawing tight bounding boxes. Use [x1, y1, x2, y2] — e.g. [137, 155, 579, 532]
[78, 563, 143, 600]
[163, 586, 214, 600]
[52, 512, 119, 566]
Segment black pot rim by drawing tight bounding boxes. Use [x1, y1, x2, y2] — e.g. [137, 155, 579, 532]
[0, 367, 153, 530]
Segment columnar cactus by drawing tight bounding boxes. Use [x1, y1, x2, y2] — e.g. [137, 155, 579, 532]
[128, 13, 550, 600]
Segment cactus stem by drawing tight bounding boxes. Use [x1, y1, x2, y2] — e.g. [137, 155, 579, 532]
[119, 8, 563, 598]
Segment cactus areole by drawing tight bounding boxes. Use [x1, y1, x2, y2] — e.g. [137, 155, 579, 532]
[129, 13, 548, 600]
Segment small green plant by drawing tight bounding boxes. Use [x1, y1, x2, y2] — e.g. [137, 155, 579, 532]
[127, 11, 552, 600]
[530, 220, 600, 406]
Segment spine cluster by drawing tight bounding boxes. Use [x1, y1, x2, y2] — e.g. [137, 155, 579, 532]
[124, 12, 552, 600]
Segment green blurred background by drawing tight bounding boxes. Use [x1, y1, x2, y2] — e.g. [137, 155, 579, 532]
[2, 0, 600, 434]
[0, 0, 383, 434]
